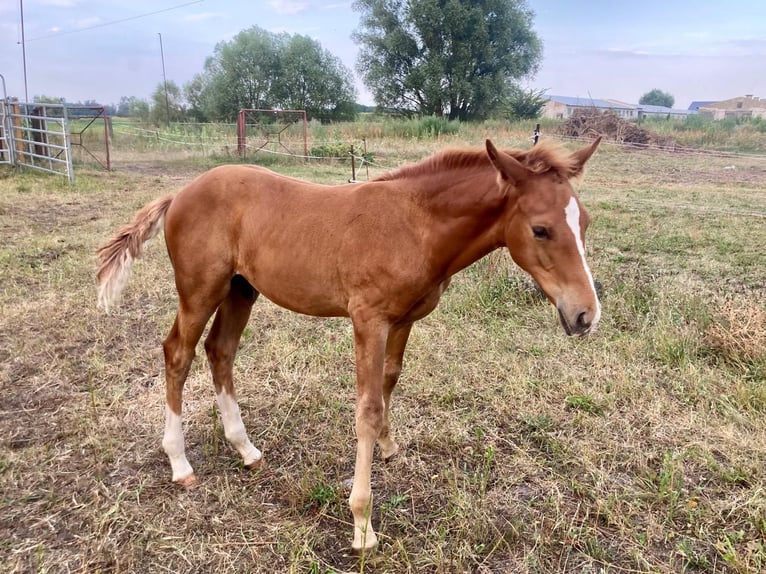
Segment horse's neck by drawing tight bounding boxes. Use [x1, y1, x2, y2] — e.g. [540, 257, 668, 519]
[416, 170, 508, 277]
[422, 169, 503, 216]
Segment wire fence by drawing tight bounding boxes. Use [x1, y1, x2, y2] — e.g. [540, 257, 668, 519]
[544, 132, 766, 162]
[108, 120, 766, 165]
[110, 121, 391, 173]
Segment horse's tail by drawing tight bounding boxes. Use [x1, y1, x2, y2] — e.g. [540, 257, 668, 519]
[96, 194, 176, 312]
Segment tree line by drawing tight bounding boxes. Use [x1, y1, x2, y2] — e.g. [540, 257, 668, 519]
[32, 1, 683, 126]
[106, 0, 546, 124]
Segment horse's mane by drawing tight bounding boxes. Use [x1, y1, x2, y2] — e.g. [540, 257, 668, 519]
[374, 140, 579, 181]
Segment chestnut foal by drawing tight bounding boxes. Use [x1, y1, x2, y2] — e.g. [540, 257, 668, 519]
[97, 137, 601, 550]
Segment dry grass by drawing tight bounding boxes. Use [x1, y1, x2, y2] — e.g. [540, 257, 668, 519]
[1, 136, 765, 573]
[706, 299, 766, 364]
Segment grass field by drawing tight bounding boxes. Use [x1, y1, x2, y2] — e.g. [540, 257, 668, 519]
[1, 133, 765, 573]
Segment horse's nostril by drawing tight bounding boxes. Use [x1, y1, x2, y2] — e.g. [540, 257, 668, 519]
[576, 311, 590, 330]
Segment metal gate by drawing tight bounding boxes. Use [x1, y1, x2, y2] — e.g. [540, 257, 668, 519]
[7, 102, 74, 184]
[0, 74, 14, 166]
[0, 75, 75, 183]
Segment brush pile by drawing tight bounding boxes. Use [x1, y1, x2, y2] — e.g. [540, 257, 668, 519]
[560, 108, 677, 147]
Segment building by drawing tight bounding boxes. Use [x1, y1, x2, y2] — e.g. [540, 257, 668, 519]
[605, 100, 692, 120]
[543, 95, 691, 121]
[542, 96, 637, 120]
[688, 100, 717, 112]
[698, 95, 766, 119]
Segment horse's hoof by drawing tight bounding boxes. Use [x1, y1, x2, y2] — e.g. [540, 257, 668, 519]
[175, 473, 199, 489]
[245, 457, 264, 470]
[379, 440, 400, 461]
[382, 449, 399, 463]
[351, 531, 378, 553]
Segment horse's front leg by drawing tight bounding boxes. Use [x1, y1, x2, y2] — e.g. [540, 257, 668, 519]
[348, 314, 389, 551]
[378, 322, 413, 460]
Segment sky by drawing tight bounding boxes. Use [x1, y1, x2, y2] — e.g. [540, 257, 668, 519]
[1, 0, 765, 110]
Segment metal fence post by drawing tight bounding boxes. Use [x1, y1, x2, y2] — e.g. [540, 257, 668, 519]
[61, 103, 75, 185]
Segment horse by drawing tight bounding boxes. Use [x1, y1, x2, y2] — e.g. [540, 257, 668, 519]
[96, 136, 602, 551]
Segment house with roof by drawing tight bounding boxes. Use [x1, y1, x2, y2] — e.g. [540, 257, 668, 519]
[698, 95, 766, 119]
[605, 100, 692, 120]
[688, 100, 717, 112]
[542, 96, 637, 120]
[543, 95, 691, 121]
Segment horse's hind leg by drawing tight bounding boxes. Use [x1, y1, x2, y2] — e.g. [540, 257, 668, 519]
[204, 275, 263, 469]
[162, 301, 219, 487]
[377, 323, 412, 460]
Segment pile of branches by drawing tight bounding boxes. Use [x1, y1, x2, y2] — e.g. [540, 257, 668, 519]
[560, 108, 676, 147]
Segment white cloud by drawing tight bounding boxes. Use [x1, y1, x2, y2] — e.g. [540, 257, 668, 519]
[74, 17, 100, 29]
[604, 48, 652, 58]
[39, 0, 80, 7]
[269, 0, 309, 16]
[183, 12, 224, 23]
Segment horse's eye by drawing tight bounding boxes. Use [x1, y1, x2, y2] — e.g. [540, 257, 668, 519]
[532, 226, 550, 240]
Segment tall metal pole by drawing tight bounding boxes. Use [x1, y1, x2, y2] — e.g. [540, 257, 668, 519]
[20, 0, 29, 102]
[158, 32, 170, 125]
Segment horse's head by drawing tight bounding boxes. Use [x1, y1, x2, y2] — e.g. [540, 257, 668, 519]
[485, 137, 602, 336]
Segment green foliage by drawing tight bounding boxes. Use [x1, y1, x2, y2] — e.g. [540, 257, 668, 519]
[116, 96, 150, 119]
[409, 116, 460, 138]
[310, 142, 352, 159]
[505, 86, 547, 120]
[32, 95, 64, 104]
[565, 394, 605, 415]
[185, 26, 357, 123]
[306, 483, 337, 507]
[639, 88, 675, 108]
[352, 0, 542, 121]
[644, 114, 766, 152]
[149, 81, 187, 126]
[382, 116, 461, 138]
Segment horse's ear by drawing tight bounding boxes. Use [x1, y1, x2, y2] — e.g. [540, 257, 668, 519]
[486, 139, 528, 184]
[568, 136, 602, 177]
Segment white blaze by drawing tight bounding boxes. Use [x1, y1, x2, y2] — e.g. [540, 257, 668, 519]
[564, 197, 601, 326]
[216, 392, 262, 466]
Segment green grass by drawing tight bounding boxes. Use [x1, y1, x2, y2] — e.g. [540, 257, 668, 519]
[643, 115, 766, 152]
[1, 134, 765, 572]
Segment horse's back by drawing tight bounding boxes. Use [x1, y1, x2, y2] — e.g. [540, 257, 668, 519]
[163, 165, 366, 316]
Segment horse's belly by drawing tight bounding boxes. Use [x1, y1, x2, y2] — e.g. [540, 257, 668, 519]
[240, 260, 349, 318]
[259, 288, 349, 318]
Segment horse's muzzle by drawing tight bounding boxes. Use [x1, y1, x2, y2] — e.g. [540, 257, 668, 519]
[558, 306, 597, 337]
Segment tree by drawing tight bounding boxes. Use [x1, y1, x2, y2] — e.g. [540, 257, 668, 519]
[506, 87, 547, 120]
[352, 0, 542, 121]
[117, 96, 149, 118]
[276, 35, 357, 121]
[114, 96, 149, 120]
[149, 81, 186, 125]
[130, 98, 151, 122]
[639, 89, 675, 108]
[116, 97, 131, 117]
[33, 95, 64, 104]
[185, 26, 357, 122]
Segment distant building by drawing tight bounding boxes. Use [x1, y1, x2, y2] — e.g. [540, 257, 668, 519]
[542, 96, 636, 120]
[698, 95, 766, 119]
[542, 95, 691, 121]
[688, 101, 717, 111]
[606, 100, 692, 120]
